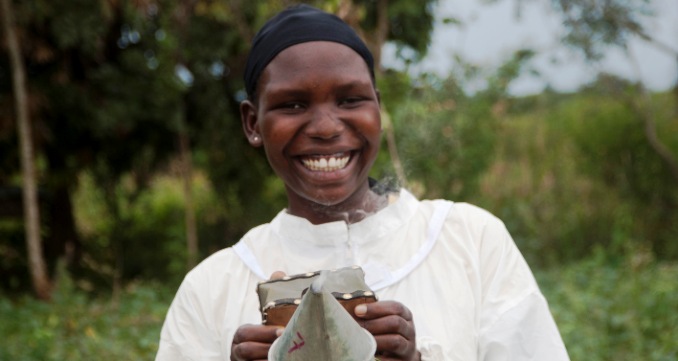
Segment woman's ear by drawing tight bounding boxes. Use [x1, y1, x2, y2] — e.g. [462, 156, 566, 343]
[240, 100, 263, 147]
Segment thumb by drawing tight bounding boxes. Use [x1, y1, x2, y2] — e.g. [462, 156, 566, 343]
[269, 271, 287, 280]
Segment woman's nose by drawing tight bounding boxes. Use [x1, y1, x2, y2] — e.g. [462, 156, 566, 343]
[304, 107, 344, 140]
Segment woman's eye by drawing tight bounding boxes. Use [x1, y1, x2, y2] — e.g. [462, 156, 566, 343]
[339, 97, 363, 106]
[280, 102, 304, 111]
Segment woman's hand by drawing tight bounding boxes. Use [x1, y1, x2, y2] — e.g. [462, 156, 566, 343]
[230, 324, 283, 361]
[231, 271, 287, 361]
[355, 301, 421, 361]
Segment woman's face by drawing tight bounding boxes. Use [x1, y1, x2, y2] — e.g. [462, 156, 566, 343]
[241, 41, 382, 222]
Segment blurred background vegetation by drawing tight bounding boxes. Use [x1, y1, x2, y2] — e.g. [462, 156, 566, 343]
[1, 0, 676, 359]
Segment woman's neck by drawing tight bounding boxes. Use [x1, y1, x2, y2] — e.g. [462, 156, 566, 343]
[288, 189, 388, 225]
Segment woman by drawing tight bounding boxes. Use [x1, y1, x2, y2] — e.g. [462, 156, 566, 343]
[156, 5, 569, 361]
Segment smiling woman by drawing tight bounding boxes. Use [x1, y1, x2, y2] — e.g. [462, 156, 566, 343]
[156, 5, 570, 361]
[242, 41, 382, 222]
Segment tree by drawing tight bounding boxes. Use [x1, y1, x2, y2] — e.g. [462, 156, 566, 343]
[1, 0, 51, 300]
[484, 0, 678, 259]
[492, 0, 678, 182]
[550, 1, 678, 258]
[550, 0, 678, 181]
[0, 0, 186, 291]
[335, 0, 438, 186]
[0, 0, 441, 293]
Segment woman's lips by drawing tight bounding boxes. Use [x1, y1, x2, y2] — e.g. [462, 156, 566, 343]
[300, 152, 351, 172]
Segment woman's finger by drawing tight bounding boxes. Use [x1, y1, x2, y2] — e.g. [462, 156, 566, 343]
[355, 301, 413, 321]
[230, 324, 282, 361]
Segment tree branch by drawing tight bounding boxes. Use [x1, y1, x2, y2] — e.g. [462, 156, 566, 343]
[626, 45, 678, 182]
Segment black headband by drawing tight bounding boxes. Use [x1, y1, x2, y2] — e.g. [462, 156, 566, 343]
[244, 4, 375, 99]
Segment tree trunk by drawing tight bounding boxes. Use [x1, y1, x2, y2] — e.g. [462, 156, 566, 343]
[638, 99, 678, 182]
[381, 107, 408, 187]
[338, 0, 408, 186]
[173, 1, 199, 270]
[1, 0, 52, 300]
[178, 118, 198, 270]
[674, 55, 678, 117]
[373, 0, 408, 186]
[372, 0, 389, 71]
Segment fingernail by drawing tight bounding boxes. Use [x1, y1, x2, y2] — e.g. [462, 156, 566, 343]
[275, 327, 284, 337]
[270, 271, 287, 280]
[354, 304, 367, 317]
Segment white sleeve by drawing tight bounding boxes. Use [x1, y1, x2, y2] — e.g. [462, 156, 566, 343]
[156, 270, 225, 361]
[478, 292, 569, 360]
[474, 210, 569, 361]
[417, 336, 446, 360]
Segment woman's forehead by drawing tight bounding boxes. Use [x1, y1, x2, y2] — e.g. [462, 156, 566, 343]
[258, 42, 373, 92]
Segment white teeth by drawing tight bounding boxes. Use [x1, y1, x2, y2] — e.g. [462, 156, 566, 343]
[302, 155, 350, 171]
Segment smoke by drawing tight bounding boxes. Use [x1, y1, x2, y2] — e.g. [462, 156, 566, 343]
[307, 175, 403, 223]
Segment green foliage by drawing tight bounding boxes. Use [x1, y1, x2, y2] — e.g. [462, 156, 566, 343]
[550, 0, 654, 60]
[554, 84, 678, 258]
[538, 250, 678, 361]
[387, 49, 540, 200]
[1, 0, 443, 295]
[1, 255, 676, 360]
[2, 1, 677, 358]
[471, 79, 678, 266]
[0, 219, 27, 290]
[73, 170, 226, 286]
[0, 268, 170, 361]
[373, 58, 678, 267]
[369, 0, 436, 59]
[475, 110, 603, 265]
[390, 76, 495, 199]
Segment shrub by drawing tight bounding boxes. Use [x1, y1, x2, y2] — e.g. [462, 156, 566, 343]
[0, 267, 171, 361]
[537, 249, 678, 361]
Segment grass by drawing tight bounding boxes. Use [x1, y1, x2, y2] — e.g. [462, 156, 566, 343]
[538, 250, 678, 361]
[1, 254, 676, 360]
[0, 272, 172, 361]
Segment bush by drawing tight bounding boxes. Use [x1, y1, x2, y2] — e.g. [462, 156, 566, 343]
[476, 89, 678, 266]
[73, 170, 227, 287]
[3, 254, 675, 360]
[0, 267, 171, 361]
[537, 249, 678, 361]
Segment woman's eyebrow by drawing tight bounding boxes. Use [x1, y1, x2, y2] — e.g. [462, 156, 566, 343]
[265, 80, 372, 99]
[334, 80, 373, 92]
[264, 87, 310, 99]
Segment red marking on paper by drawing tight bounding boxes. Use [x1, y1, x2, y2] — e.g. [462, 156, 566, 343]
[288, 331, 305, 353]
